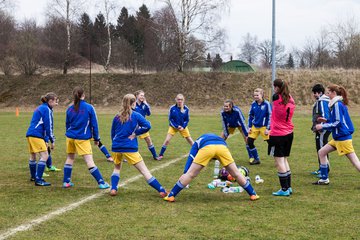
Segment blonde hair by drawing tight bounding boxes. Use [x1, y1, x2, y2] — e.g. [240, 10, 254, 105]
[134, 90, 145, 98]
[254, 88, 264, 100]
[119, 94, 136, 123]
[176, 94, 185, 112]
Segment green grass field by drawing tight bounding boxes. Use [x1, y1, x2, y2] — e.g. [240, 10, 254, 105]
[0, 111, 359, 240]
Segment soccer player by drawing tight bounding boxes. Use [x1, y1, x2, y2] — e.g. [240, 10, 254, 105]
[247, 88, 272, 165]
[109, 94, 167, 197]
[134, 90, 160, 160]
[62, 86, 110, 189]
[163, 133, 259, 202]
[310, 84, 330, 176]
[26, 92, 58, 186]
[313, 84, 360, 185]
[158, 94, 194, 160]
[268, 79, 296, 196]
[220, 100, 252, 162]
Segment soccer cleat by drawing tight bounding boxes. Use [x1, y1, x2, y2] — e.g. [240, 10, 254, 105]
[312, 178, 330, 185]
[157, 155, 164, 160]
[30, 178, 35, 182]
[106, 157, 114, 162]
[123, 159, 128, 163]
[110, 189, 118, 196]
[62, 182, 74, 188]
[250, 194, 260, 201]
[35, 180, 51, 186]
[42, 172, 50, 177]
[99, 182, 110, 189]
[288, 187, 293, 195]
[249, 158, 260, 165]
[272, 189, 290, 196]
[159, 191, 168, 198]
[163, 195, 175, 202]
[154, 156, 162, 161]
[47, 166, 61, 172]
[311, 169, 320, 175]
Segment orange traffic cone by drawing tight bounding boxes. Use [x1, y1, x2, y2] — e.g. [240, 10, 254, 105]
[16, 107, 19, 117]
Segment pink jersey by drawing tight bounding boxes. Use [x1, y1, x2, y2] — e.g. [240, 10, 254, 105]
[270, 94, 295, 136]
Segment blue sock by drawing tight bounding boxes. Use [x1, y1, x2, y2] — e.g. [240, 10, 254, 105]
[242, 179, 256, 196]
[320, 164, 329, 180]
[250, 148, 259, 160]
[246, 145, 253, 158]
[29, 160, 36, 179]
[168, 180, 185, 197]
[36, 161, 46, 181]
[147, 176, 166, 193]
[63, 164, 73, 183]
[111, 172, 120, 191]
[46, 154, 52, 168]
[148, 145, 158, 159]
[159, 145, 167, 156]
[99, 145, 111, 158]
[89, 166, 105, 184]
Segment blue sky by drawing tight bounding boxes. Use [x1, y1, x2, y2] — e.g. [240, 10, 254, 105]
[14, 0, 360, 58]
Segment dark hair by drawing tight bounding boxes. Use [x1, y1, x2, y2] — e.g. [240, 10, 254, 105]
[40, 92, 57, 103]
[312, 84, 325, 94]
[273, 78, 290, 105]
[328, 84, 349, 105]
[72, 86, 84, 111]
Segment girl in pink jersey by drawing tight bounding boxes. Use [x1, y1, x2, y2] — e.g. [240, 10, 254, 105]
[268, 79, 295, 196]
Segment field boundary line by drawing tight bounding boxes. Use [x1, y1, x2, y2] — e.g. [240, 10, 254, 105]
[0, 154, 188, 240]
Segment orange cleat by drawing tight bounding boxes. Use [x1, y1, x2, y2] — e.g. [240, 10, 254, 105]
[110, 189, 118, 196]
[250, 194, 260, 201]
[163, 196, 175, 202]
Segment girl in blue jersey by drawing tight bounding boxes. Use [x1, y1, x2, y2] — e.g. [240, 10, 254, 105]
[26, 92, 58, 186]
[163, 133, 259, 202]
[220, 100, 253, 162]
[247, 88, 272, 165]
[62, 87, 110, 189]
[134, 90, 160, 160]
[109, 94, 167, 197]
[158, 94, 194, 160]
[314, 84, 360, 185]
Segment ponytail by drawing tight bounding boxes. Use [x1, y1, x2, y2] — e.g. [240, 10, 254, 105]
[273, 79, 290, 105]
[328, 84, 349, 105]
[40, 92, 57, 103]
[72, 86, 84, 111]
[119, 94, 136, 123]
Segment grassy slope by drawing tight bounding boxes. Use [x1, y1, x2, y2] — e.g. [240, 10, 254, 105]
[1, 69, 360, 110]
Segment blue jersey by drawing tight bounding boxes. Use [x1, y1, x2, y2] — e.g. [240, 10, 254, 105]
[26, 103, 55, 143]
[65, 100, 100, 141]
[134, 102, 151, 118]
[248, 100, 272, 129]
[184, 133, 227, 173]
[111, 111, 151, 152]
[221, 106, 248, 138]
[169, 104, 190, 128]
[322, 98, 354, 141]
[312, 94, 330, 127]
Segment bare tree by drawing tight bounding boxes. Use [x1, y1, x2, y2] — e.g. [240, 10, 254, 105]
[0, 9, 15, 74]
[238, 33, 258, 64]
[47, 0, 85, 74]
[161, 0, 228, 72]
[258, 39, 286, 68]
[15, 19, 40, 75]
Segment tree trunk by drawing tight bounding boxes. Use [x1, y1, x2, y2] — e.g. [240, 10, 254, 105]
[63, 0, 71, 74]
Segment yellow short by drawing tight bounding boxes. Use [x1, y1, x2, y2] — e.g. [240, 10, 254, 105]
[228, 127, 245, 135]
[328, 139, 354, 156]
[66, 138, 92, 156]
[168, 126, 191, 138]
[193, 145, 234, 167]
[27, 137, 47, 153]
[113, 152, 143, 165]
[139, 132, 150, 139]
[248, 126, 270, 140]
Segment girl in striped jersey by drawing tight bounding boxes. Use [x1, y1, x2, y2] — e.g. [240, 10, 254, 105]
[134, 90, 160, 160]
[26, 93, 58, 186]
[314, 84, 360, 185]
[247, 88, 272, 165]
[220, 100, 253, 162]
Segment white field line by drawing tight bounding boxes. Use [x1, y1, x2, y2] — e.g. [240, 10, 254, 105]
[0, 154, 188, 240]
[0, 133, 238, 239]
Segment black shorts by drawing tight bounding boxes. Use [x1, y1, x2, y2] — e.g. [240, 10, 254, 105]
[268, 133, 294, 157]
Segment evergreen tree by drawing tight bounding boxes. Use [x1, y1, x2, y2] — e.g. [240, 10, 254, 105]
[78, 13, 93, 58]
[205, 53, 211, 67]
[212, 53, 223, 70]
[300, 56, 306, 68]
[287, 53, 294, 69]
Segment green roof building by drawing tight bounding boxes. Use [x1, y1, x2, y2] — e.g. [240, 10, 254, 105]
[220, 60, 255, 72]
